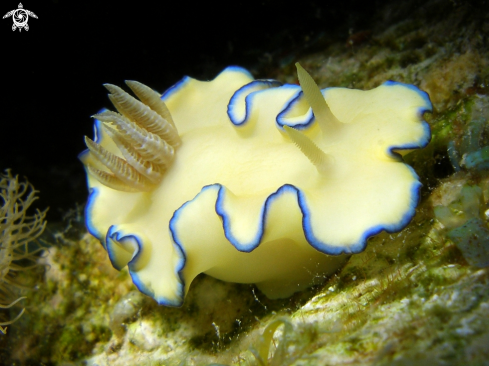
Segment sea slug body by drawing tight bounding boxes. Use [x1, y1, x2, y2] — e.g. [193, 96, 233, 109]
[79, 64, 432, 306]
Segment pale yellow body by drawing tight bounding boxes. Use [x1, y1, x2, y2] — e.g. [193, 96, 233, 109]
[81, 65, 431, 306]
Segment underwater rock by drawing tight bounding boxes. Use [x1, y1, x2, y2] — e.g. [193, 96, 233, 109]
[447, 218, 489, 268]
[434, 184, 482, 230]
[447, 96, 489, 172]
[109, 291, 145, 338]
[462, 146, 489, 170]
[434, 183, 489, 268]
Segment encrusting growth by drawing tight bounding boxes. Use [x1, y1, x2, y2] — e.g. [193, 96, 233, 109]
[0, 170, 47, 334]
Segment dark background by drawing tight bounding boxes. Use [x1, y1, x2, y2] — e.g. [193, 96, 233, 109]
[0, 0, 444, 221]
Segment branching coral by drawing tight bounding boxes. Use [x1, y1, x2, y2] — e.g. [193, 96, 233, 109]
[0, 170, 47, 334]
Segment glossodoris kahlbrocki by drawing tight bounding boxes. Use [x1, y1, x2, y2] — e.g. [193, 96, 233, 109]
[79, 63, 431, 306]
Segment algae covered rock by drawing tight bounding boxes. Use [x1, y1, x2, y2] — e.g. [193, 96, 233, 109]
[447, 218, 489, 267]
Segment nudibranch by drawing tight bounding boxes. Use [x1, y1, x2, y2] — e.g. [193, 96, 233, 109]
[79, 63, 432, 306]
